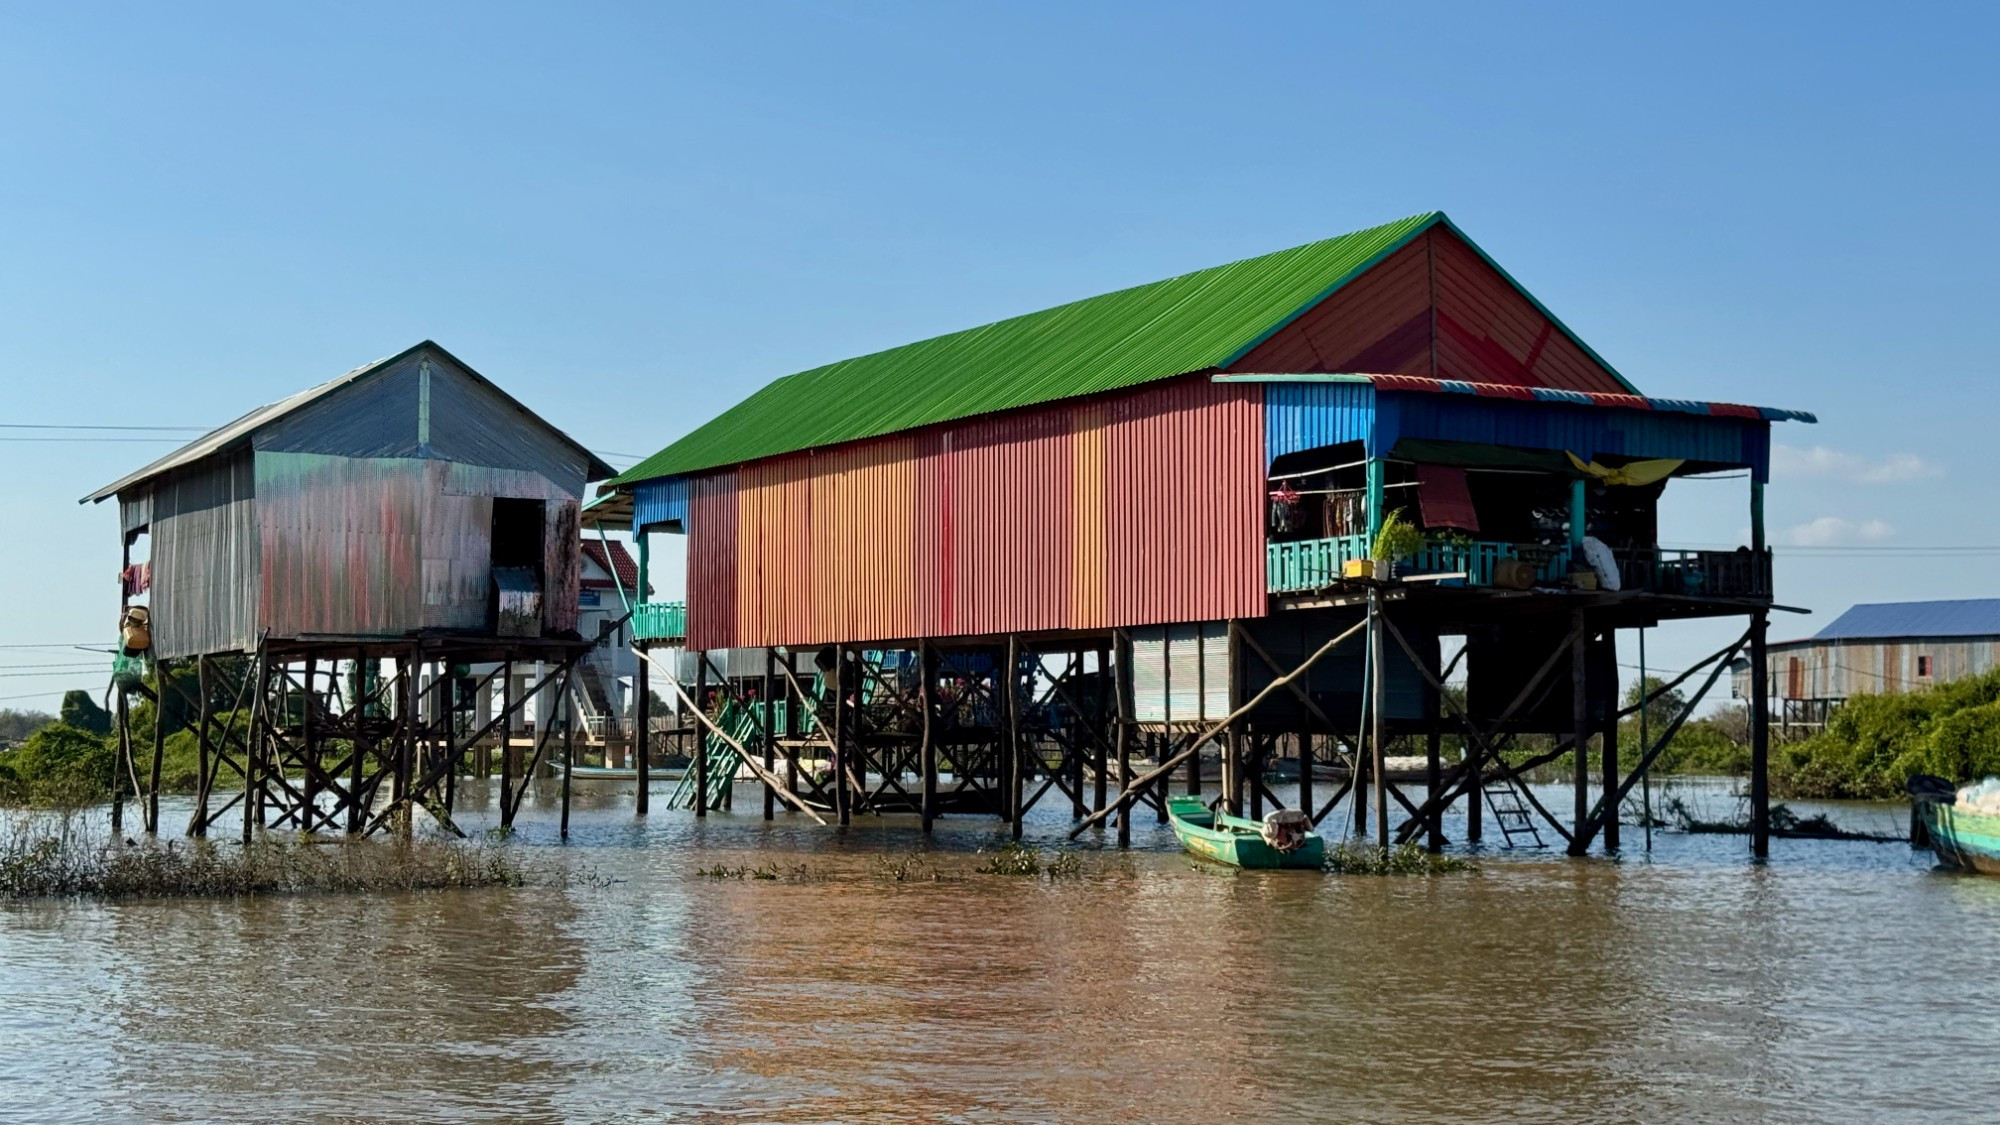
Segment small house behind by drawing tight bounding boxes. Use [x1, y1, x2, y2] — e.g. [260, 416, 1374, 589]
[84, 341, 615, 659]
[1747, 600, 2000, 731]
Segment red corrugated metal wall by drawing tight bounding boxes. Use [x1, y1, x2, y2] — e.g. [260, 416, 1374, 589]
[684, 376, 1263, 649]
[1228, 228, 1628, 394]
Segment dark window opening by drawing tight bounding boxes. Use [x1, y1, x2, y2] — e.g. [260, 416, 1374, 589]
[491, 498, 546, 572]
[1918, 655, 1933, 678]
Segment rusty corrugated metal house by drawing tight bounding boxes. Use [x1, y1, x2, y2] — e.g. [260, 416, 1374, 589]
[85, 341, 614, 658]
[1742, 600, 2000, 731]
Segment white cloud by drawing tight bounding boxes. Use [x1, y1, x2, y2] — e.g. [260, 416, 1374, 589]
[1773, 443, 1939, 484]
[1783, 516, 1895, 546]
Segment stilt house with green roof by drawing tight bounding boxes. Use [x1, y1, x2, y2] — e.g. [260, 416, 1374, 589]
[600, 211, 1811, 858]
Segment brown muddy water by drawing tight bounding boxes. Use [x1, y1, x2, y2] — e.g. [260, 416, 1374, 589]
[2, 778, 1995, 1124]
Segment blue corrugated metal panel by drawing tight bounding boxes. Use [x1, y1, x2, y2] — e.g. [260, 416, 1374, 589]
[633, 477, 688, 531]
[1813, 600, 2000, 641]
[1374, 392, 1772, 479]
[1264, 381, 1376, 461]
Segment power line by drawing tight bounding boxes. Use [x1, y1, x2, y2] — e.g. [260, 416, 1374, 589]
[0, 423, 211, 431]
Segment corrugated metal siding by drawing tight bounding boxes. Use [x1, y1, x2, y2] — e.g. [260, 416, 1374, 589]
[1375, 392, 1770, 476]
[1265, 381, 1377, 459]
[253, 350, 591, 495]
[1768, 638, 2000, 701]
[681, 376, 1264, 649]
[1130, 621, 1231, 724]
[257, 453, 575, 641]
[1230, 232, 1436, 375]
[1431, 229, 1625, 393]
[148, 451, 258, 659]
[632, 477, 688, 531]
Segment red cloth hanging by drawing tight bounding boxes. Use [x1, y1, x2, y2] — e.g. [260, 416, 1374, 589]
[1416, 465, 1480, 533]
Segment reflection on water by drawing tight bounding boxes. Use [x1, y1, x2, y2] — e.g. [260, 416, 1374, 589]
[3, 778, 1996, 1124]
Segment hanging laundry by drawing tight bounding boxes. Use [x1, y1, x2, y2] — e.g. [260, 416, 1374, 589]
[121, 562, 151, 596]
[1416, 465, 1479, 532]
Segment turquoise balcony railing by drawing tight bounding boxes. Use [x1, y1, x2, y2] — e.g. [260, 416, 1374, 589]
[1267, 535, 1572, 594]
[633, 600, 687, 642]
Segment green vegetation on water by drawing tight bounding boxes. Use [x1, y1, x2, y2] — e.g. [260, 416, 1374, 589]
[1323, 842, 1475, 876]
[1, 814, 559, 901]
[1773, 666, 2000, 799]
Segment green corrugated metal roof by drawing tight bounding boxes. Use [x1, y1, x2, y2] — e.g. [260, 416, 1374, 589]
[612, 211, 1475, 487]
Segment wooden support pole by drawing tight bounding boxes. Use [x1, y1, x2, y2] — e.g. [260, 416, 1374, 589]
[920, 641, 938, 833]
[147, 659, 166, 834]
[1007, 636, 1024, 840]
[111, 690, 129, 834]
[560, 666, 575, 840]
[350, 649, 369, 833]
[1225, 620, 1244, 819]
[1298, 732, 1315, 828]
[695, 651, 710, 818]
[762, 647, 777, 821]
[1354, 608, 1373, 841]
[399, 648, 419, 836]
[1751, 610, 1771, 859]
[1601, 631, 1620, 853]
[193, 656, 213, 838]
[500, 661, 517, 829]
[1571, 611, 1590, 848]
[830, 646, 847, 826]
[631, 646, 828, 825]
[1093, 645, 1109, 815]
[1425, 728, 1442, 852]
[1370, 590, 1389, 849]
[1115, 632, 1133, 847]
[243, 647, 265, 845]
[635, 651, 650, 816]
[300, 655, 318, 830]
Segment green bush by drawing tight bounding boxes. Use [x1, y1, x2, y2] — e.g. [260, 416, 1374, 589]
[1774, 667, 2000, 798]
[59, 691, 111, 736]
[0, 724, 115, 808]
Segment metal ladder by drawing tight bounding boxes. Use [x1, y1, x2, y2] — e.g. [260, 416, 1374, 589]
[1481, 776, 1546, 848]
[666, 700, 763, 811]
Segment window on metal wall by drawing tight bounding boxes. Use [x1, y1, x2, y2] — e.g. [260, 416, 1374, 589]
[1918, 654, 1933, 678]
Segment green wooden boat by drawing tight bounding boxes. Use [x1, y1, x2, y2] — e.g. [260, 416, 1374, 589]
[1910, 776, 2000, 875]
[1166, 795, 1325, 869]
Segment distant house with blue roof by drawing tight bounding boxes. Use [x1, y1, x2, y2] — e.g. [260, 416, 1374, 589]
[1746, 600, 2000, 730]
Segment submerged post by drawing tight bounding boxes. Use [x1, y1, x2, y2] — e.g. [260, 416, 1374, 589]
[1571, 611, 1590, 848]
[635, 645, 650, 817]
[1007, 635, 1024, 840]
[920, 641, 938, 833]
[1370, 591, 1389, 850]
[1114, 631, 1133, 848]
[1750, 610, 1771, 858]
[560, 666, 575, 840]
[1425, 728, 1442, 853]
[695, 651, 709, 820]
[762, 647, 777, 822]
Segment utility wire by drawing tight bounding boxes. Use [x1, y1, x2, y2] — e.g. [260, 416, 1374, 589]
[0, 423, 212, 431]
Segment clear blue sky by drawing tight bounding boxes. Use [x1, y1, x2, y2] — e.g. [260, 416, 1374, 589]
[3, 1, 1995, 711]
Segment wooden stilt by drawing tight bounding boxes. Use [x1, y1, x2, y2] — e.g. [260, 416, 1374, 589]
[560, 666, 574, 840]
[1225, 620, 1243, 819]
[1298, 732, 1315, 827]
[500, 661, 517, 830]
[635, 649, 650, 815]
[1092, 645, 1109, 816]
[147, 659, 166, 834]
[1007, 636, 1023, 840]
[193, 656, 213, 838]
[300, 655, 318, 830]
[920, 641, 937, 833]
[351, 649, 369, 833]
[111, 690, 129, 834]
[695, 650, 710, 819]
[1601, 631, 1620, 853]
[1750, 609, 1771, 859]
[1370, 591, 1390, 849]
[1114, 632, 1133, 847]
[762, 647, 777, 821]
[1571, 611, 1590, 848]
[1425, 728, 1443, 853]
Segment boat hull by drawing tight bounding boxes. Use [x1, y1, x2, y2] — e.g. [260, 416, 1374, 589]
[1916, 800, 2000, 875]
[1166, 796, 1325, 870]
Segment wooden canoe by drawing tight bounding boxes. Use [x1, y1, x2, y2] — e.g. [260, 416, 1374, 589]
[1166, 795, 1325, 870]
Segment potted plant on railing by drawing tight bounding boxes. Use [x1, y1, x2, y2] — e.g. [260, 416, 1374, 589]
[1347, 509, 1424, 580]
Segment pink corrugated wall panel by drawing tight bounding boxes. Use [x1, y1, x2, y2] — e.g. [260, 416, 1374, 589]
[681, 374, 1264, 649]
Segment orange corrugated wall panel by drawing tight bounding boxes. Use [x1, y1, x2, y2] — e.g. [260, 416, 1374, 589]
[681, 375, 1263, 650]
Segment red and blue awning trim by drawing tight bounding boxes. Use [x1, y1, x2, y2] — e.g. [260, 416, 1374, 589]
[1218, 372, 1815, 424]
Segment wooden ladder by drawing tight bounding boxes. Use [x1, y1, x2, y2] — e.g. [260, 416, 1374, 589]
[1481, 777, 1546, 848]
